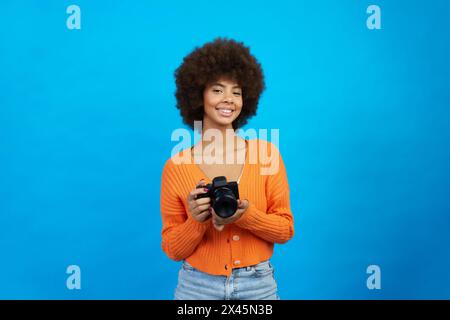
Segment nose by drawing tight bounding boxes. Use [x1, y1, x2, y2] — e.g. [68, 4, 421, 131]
[223, 93, 234, 104]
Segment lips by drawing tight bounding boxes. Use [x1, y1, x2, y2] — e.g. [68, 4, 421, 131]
[215, 107, 234, 117]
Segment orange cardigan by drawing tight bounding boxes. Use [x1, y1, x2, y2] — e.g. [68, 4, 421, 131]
[160, 139, 294, 276]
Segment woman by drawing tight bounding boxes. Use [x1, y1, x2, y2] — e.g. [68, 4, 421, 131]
[160, 38, 294, 300]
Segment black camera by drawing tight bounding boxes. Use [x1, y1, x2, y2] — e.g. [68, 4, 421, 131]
[196, 176, 240, 219]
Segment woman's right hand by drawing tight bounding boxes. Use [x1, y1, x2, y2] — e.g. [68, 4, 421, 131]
[187, 179, 211, 223]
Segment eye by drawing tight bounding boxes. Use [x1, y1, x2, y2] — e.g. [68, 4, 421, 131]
[233, 92, 242, 96]
[213, 89, 222, 93]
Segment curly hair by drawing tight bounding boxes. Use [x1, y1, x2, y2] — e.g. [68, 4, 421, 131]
[174, 37, 265, 130]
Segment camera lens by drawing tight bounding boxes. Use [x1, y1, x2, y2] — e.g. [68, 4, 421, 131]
[213, 187, 238, 218]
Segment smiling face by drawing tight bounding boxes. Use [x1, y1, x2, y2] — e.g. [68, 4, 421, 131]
[202, 78, 243, 130]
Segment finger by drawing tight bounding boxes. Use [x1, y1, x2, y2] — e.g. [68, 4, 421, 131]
[189, 198, 210, 212]
[190, 206, 210, 218]
[196, 179, 206, 188]
[195, 210, 211, 221]
[188, 187, 209, 201]
[187, 190, 196, 201]
[195, 197, 211, 206]
[193, 204, 211, 214]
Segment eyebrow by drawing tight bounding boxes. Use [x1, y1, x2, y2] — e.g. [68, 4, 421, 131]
[212, 83, 242, 89]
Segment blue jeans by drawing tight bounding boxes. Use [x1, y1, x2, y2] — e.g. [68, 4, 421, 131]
[174, 260, 280, 300]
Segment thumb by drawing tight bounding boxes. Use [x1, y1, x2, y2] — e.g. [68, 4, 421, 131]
[213, 220, 225, 232]
[238, 199, 248, 208]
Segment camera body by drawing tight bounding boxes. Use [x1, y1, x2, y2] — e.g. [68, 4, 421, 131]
[196, 176, 240, 218]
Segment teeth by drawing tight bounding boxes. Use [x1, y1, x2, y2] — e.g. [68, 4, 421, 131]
[216, 107, 233, 117]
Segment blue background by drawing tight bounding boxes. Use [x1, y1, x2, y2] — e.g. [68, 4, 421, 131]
[1, 0, 449, 299]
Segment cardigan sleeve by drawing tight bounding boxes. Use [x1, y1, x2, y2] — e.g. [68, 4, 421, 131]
[235, 143, 294, 244]
[160, 159, 209, 261]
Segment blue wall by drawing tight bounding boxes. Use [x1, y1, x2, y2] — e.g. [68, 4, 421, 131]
[1, 0, 449, 299]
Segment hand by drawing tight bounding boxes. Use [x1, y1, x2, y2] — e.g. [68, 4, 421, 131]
[187, 179, 211, 223]
[211, 199, 249, 231]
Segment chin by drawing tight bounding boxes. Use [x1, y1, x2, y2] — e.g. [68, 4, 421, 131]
[213, 121, 233, 128]
[216, 116, 237, 125]
[204, 116, 230, 126]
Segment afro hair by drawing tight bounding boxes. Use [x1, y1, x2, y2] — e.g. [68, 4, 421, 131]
[174, 37, 265, 130]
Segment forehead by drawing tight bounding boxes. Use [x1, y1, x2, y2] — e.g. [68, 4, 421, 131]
[210, 77, 241, 88]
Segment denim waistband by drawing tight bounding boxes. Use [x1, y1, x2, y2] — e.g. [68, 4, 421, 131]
[183, 259, 272, 273]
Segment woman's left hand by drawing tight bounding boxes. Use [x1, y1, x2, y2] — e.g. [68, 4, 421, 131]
[211, 199, 249, 231]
